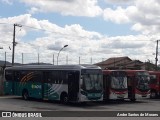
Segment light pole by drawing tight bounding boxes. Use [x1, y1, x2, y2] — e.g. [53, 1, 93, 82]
[57, 45, 68, 65]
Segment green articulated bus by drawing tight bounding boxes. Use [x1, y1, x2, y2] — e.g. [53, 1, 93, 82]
[4, 65, 103, 103]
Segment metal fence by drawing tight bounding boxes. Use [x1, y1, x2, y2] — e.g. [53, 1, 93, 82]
[0, 52, 105, 66]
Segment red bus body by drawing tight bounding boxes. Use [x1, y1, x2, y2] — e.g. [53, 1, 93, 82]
[103, 70, 128, 101]
[125, 70, 150, 101]
[149, 71, 160, 98]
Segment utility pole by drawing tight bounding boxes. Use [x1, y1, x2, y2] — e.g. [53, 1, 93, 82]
[12, 24, 22, 66]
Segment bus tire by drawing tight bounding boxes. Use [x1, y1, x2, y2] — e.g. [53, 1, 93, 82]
[22, 90, 29, 100]
[150, 90, 157, 99]
[60, 93, 68, 104]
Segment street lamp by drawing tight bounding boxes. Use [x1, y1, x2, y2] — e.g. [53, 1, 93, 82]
[57, 45, 68, 65]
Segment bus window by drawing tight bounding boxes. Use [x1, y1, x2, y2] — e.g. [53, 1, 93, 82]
[28, 71, 42, 82]
[136, 75, 150, 90]
[150, 75, 157, 84]
[60, 71, 68, 84]
[81, 70, 103, 91]
[83, 74, 92, 90]
[18, 71, 42, 83]
[14, 71, 20, 82]
[111, 76, 127, 89]
[5, 70, 12, 81]
[48, 71, 57, 84]
[48, 71, 62, 84]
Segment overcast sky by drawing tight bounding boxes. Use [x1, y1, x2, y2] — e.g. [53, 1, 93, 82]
[0, 0, 159, 65]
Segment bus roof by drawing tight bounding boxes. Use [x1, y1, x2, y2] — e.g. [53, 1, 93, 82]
[124, 70, 148, 73]
[5, 64, 101, 71]
[149, 71, 160, 75]
[103, 69, 126, 73]
[124, 70, 149, 76]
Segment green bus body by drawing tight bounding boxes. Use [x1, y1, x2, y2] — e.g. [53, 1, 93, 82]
[4, 65, 103, 103]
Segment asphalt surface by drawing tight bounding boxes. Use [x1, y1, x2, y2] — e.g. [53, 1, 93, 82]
[0, 95, 160, 120]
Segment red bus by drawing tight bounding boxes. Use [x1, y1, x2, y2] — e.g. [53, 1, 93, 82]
[103, 70, 128, 101]
[149, 71, 160, 98]
[125, 70, 150, 101]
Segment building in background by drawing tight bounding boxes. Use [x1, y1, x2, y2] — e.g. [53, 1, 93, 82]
[95, 56, 155, 70]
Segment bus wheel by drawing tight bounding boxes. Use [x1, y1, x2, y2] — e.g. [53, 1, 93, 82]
[150, 91, 157, 99]
[22, 90, 29, 100]
[60, 93, 68, 104]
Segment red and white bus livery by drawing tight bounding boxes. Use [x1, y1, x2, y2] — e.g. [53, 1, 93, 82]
[125, 70, 150, 101]
[103, 70, 128, 101]
[149, 71, 160, 99]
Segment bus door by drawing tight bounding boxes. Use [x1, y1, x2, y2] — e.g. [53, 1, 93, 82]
[127, 76, 133, 98]
[128, 75, 136, 99]
[68, 71, 79, 102]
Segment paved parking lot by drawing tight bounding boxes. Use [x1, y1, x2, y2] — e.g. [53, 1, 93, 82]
[0, 95, 160, 111]
[0, 95, 160, 119]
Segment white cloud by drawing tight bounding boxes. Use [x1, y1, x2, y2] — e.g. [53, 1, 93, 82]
[103, 7, 130, 24]
[0, 14, 157, 64]
[28, 7, 39, 14]
[103, 0, 160, 35]
[105, 0, 134, 5]
[21, 0, 103, 17]
[1, 0, 13, 5]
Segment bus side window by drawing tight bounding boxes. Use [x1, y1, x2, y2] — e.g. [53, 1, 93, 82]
[49, 71, 59, 84]
[44, 72, 50, 83]
[47, 71, 53, 83]
[5, 70, 13, 81]
[14, 71, 20, 82]
[19, 71, 27, 82]
[54, 71, 59, 84]
[61, 71, 68, 84]
[28, 71, 42, 83]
